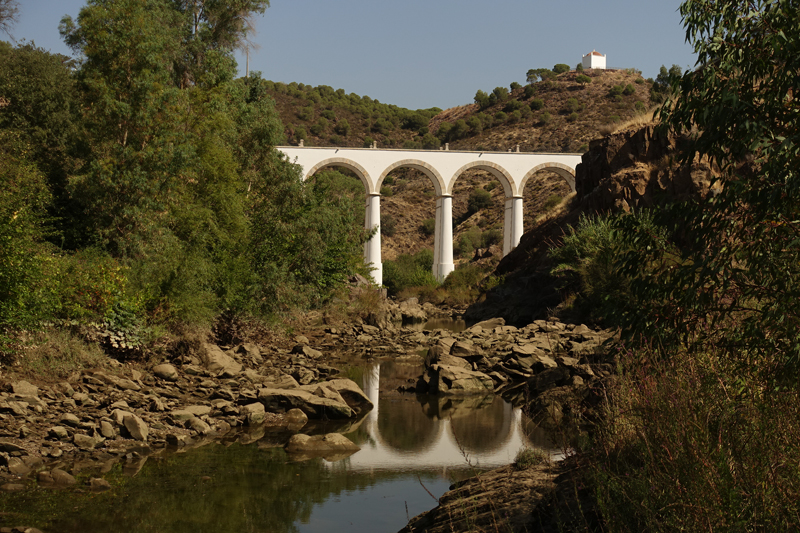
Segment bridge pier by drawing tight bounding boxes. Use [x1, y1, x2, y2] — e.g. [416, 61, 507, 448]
[503, 196, 524, 255]
[364, 193, 382, 285]
[434, 195, 455, 282]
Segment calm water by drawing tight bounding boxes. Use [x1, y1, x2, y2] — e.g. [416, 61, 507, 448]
[0, 360, 556, 533]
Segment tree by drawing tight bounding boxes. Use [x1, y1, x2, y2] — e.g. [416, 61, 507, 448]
[526, 68, 555, 84]
[620, 0, 800, 377]
[474, 89, 490, 109]
[650, 64, 682, 102]
[553, 63, 570, 74]
[0, 0, 18, 36]
[576, 74, 591, 86]
[491, 86, 509, 103]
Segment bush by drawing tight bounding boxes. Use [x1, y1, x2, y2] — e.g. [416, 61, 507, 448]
[420, 133, 440, 150]
[334, 119, 350, 136]
[503, 99, 523, 113]
[294, 126, 307, 142]
[567, 112, 579, 122]
[540, 111, 551, 124]
[530, 98, 544, 110]
[509, 81, 521, 91]
[382, 250, 437, 295]
[514, 447, 549, 469]
[380, 213, 396, 237]
[623, 83, 636, 96]
[609, 85, 624, 97]
[565, 97, 580, 113]
[576, 63, 584, 72]
[543, 194, 562, 210]
[363, 136, 374, 148]
[467, 188, 492, 213]
[576, 74, 591, 86]
[379, 186, 393, 197]
[421, 218, 435, 236]
[492, 86, 509, 103]
[523, 85, 536, 99]
[553, 63, 570, 74]
[493, 111, 507, 125]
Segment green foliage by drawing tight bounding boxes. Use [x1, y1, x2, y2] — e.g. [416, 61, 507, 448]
[539, 111, 551, 125]
[493, 111, 507, 125]
[576, 63, 584, 72]
[514, 447, 548, 469]
[0, 137, 55, 331]
[609, 85, 624, 97]
[523, 84, 536, 99]
[622, 84, 636, 96]
[650, 64, 682, 103]
[421, 218, 435, 236]
[526, 68, 555, 84]
[503, 99, 523, 113]
[565, 98, 580, 113]
[467, 188, 492, 214]
[543, 194, 562, 210]
[576, 74, 591, 86]
[553, 63, 570, 74]
[474, 89, 490, 109]
[530, 98, 544, 111]
[380, 214, 397, 237]
[420, 133, 440, 150]
[567, 112, 579, 122]
[549, 212, 669, 323]
[383, 250, 437, 295]
[491, 86, 509, 103]
[509, 81, 521, 91]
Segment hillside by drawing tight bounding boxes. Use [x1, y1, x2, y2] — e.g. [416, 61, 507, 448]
[263, 68, 655, 264]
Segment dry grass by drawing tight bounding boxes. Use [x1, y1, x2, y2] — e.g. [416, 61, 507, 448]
[598, 107, 660, 136]
[8, 328, 108, 381]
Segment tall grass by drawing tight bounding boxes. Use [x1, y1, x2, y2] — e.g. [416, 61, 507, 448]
[590, 347, 800, 531]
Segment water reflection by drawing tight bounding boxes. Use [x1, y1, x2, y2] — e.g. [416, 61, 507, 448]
[344, 362, 557, 473]
[403, 318, 467, 333]
[0, 360, 558, 533]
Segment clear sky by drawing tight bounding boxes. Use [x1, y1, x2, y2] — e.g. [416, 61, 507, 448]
[9, 0, 697, 111]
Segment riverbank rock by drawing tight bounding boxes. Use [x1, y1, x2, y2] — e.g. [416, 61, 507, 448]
[257, 388, 354, 419]
[285, 433, 359, 461]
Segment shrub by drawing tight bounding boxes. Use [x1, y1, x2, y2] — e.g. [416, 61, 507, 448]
[474, 89, 490, 109]
[493, 111, 507, 125]
[540, 111, 551, 124]
[553, 63, 570, 74]
[514, 448, 548, 469]
[565, 98, 580, 113]
[294, 126, 307, 141]
[576, 63, 584, 72]
[320, 109, 336, 120]
[543, 194, 562, 210]
[383, 175, 394, 185]
[420, 133, 440, 150]
[334, 119, 350, 136]
[523, 85, 536, 99]
[576, 74, 591, 86]
[530, 98, 544, 110]
[380, 213, 396, 237]
[492, 86, 509, 103]
[509, 110, 521, 123]
[609, 85, 624, 97]
[635, 101, 646, 113]
[623, 83, 636, 96]
[421, 218, 435, 236]
[467, 188, 492, 213]
[379, 186, 393, 197]
[484, 181, 499, 192]
[520, 106, 532, 120]
[567, 112, 579, 122]
[363, 136, 374, 148]
[503, 99, 523, 113]
[382, 249, 437, 295]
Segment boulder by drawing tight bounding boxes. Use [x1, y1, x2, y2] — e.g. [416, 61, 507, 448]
[428, 365, 494, 395]
[450, 340, 475, 358]
[240, 403, 266, 425]
[527, 367, 571, 394]
[201, 344, 243, 376]
[9, 380, 38, 397]
[468, 317, 505, 333]
[291, 345, 323, 359]
[285, 433, 360, 454]
[152, 364, 179, 381]
[285, 408, 308, 427]
[182, 405, 212, 417]
[257, 388, 354, 419]
[315, 379, 374, 416]
[122, 414, 149, 441]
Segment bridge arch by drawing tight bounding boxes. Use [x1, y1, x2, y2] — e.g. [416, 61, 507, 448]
[519, 162, 576, 195]
[448, 161, 517, 197]
[305, 157, 374, 194]
[377, 159, 446, 196]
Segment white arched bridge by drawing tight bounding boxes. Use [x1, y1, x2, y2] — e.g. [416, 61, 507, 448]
[278, 146, 582, 285]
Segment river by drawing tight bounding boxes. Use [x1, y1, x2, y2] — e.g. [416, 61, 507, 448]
[0, 357, 558, 532]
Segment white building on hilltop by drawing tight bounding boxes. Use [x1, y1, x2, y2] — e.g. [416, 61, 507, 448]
[582, 50, 606, 70]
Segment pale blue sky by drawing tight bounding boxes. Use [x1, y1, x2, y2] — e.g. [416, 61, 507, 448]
[9, 0, 696, 110]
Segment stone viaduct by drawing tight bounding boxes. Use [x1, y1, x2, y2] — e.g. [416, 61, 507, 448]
[278, 146, 582, 285]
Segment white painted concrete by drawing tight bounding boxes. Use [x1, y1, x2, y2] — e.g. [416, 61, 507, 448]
[277, 147, 582, 284]
[582, 50, 607, 70]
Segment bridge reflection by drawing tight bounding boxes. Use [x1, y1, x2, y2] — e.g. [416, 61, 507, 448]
[329, 362, 559, 473]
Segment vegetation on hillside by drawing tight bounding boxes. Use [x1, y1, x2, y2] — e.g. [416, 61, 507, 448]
[542, 1, 800, 528]
[0, 0, 370, 360]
